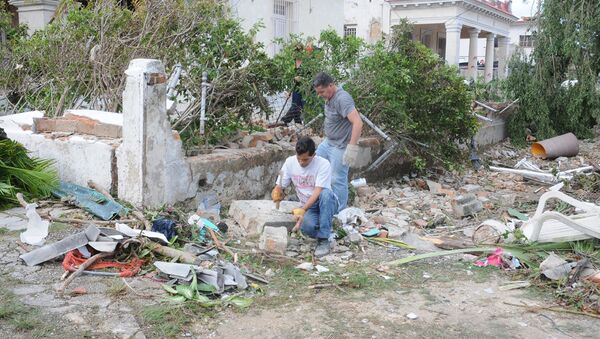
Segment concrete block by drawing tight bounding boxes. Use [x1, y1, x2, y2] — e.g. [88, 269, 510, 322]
[259, 226, 288, 255]
[229, 200, 300, 236]
[452, 194, 483, 218]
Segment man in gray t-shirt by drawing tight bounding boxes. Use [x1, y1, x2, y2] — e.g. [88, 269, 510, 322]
[313, 72, 363, 211]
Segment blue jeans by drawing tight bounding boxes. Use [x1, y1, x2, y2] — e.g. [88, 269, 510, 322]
[301, 188, 339, 239]
[316, 140, 349, 211]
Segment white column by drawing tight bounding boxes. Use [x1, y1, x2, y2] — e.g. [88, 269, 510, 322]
[484, 33, 495, 83]
[444, 20, 463, 66]
[467, 28, 480, 80]
[497, 36, 510, 79]
[118, 59, 169, 208]
[9, 0, 59, 35]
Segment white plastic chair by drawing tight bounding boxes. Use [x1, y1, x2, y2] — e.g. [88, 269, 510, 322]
[521, 191, 600, 243]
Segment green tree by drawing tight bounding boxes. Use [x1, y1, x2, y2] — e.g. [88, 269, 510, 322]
[504, 0, 600, 144]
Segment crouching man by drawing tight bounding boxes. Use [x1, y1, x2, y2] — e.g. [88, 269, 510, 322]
[272, 136, 338, 257]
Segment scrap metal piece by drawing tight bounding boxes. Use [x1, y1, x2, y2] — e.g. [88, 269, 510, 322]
[223, 262, 248, 289]
[154, 261, 194, 278]
[88, 241, 118, 252]
[53, 181, 128, 220]
[20, 224, 100, 266]
[116, 223, 168, 244]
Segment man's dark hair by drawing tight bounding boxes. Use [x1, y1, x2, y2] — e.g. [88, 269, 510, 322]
[313, 72, 334, 88]
[295, 136, 316, 156]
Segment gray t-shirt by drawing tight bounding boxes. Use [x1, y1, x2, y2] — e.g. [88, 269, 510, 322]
[324, 88, 356, 148]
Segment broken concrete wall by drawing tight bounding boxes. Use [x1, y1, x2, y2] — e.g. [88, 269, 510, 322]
[474, 118, 508, 146]
[188, 137, 385, 207]
[0, 111, 118, 191]
[188, 144, 295, 206]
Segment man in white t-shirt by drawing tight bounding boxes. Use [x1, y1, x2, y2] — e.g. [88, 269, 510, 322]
[272, 136, 339, 257]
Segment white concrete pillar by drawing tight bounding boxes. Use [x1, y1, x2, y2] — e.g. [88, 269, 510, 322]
[484, 33, 495, 83]
[8, 0, 59, 35]
[118, 59, 170, 208]
[497, 36, 510, 79]
[467, 28, 480, 80]
[444, 20, 463, 66]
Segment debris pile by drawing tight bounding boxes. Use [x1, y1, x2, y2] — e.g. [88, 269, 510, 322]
[13, 183, 259, 308]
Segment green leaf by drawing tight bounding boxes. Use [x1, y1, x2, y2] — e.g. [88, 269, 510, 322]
[161, 284, 178, 294]
[196, 283, 217, 293]
[386, 247, 498, 266]
[507, 208, 528, 221]
[195, 291, 210, 303]
[226, 296, 253, 308]
[176, 285, 195, 300]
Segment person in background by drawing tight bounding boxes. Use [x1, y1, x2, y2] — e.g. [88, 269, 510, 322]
[312, 72, 363, 212]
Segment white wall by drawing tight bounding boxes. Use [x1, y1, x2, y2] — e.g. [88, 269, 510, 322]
[230, 0, 344, 56]
[508, 23, 535, 59]
[344, 0, 390, 42]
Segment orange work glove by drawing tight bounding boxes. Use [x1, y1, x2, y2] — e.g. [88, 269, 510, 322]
[271, 187, 284, 203]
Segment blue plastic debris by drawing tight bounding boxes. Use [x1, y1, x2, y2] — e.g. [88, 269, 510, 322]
[361, 228, 380, 237]
[52, 181, 128, 220]
[188, 214, 221, 242]
[152, 218, 177, 241]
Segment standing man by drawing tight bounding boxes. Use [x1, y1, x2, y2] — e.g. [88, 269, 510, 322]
[313, 72, 363, 211]
[271, 136, 338, 257]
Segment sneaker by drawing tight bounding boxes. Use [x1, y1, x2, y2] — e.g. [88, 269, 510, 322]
[314, 238, 331, 258]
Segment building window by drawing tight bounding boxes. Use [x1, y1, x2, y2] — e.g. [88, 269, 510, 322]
[344, 24, 357, 38]
[273, 0, 295, 54]
[519, 35, 534, 47]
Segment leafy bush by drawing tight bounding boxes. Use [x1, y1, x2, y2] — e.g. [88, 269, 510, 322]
[504, 0, 600, 145]
[0, 139, 58, 208]
[274, 21, 475, 163]
[0, 0, 276, 147]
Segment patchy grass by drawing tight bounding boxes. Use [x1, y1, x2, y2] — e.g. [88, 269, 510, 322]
[107, 278, 127, 297]
[0, 227, 20, 237]
[0, 288, 56, 336]
[48, 222, 69, 233]
[140, 302, 216, 338]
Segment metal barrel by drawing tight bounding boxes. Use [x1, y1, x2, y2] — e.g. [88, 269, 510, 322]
[531, 133, 579, 159]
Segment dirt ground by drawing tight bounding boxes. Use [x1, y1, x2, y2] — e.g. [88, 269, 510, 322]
[1, 223, 599, 339]
[3, 139, 600, 338]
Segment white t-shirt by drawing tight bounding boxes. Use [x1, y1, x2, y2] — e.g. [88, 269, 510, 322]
[277, 155, 332, 205]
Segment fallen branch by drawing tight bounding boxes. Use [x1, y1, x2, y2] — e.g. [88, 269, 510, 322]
[146, 241, 196, 264]
[87, 180, 150, 229]
[504, 302, 600, 320]
[386, 247, 497, 266]
[207, 228, 238, 263]
[225, 245, 302, 264]
[132, 210, 151, 230]
[58, 252, 113, 294]
[15, 240, 30, 254]
[87, 180, 115, 201]
[51, 217, 137, 224]
[308, 283, 346, 293]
